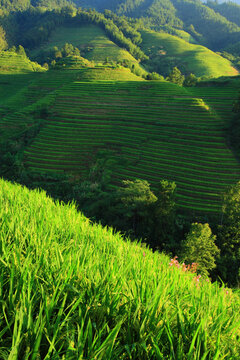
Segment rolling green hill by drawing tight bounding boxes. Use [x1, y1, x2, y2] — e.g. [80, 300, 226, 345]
[0, 178, 239, 358]
[31, 24, 147, 76]
[75, 0, 240, 49]
[140, 30, 239, 77]
[1, 38, 240, 215]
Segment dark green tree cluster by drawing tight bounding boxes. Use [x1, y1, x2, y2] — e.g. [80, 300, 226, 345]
[76, 0, 240, 50]
[145, 71, 164, 80]
[181, 222, 220, 277]
[0, 0, 69, 12]
[217, 182, 240, 286]
[69, 163, 177, 252]
[36, 42, 81, 64]
[103, 9, 142, 45]
[207, 1, 240, 28]
[2, 0, 240, 54]
[229, 93, 240, 159]
[0, 24, 7, 50]
[13, 6, 147, 61]
[173, 0, 240, 50]
[166, 66, 185, 86]
[115, 0, 183, 28]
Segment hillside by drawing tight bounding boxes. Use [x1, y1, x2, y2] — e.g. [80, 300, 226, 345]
[0, 178, 239, 358]
[2, 0, 240, 54]
[23, 80, 240, 213]
[75, 0, 240, 49]
[0, 50, 46, 114]
[140, 29, 238, 77]
[1, 71, 240, 214]
[0, 1, 240, 355]
[0, 51, 45, 74]
[1, 3, 240, 81]
[31, 24, 147, 76]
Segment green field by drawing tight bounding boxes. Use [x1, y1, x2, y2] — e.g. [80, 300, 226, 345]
[0, 178, 239, 359]
[141, 30, 239, 78]
[75, 66, 144, 81]
[0, 52, 46, 117]
[31, 24, 147, 76]
[6, 77, 237, 214]
[1, 47, 240, 215]
[0, 51, 45, 74]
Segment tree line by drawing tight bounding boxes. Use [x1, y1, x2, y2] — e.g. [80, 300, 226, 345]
[0, 6, 147, 61]
[2, 0, 240, 56]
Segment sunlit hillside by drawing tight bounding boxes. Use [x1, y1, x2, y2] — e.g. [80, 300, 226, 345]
[0, 51, 45, 74]
[0, 178, 239, 358]
[141, 30, 239, 77]
[14, 79, 240, 214]
[31, 24, 147, 76]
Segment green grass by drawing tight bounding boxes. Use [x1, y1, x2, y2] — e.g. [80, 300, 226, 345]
[76, 66, 144, 81]
[0, 73, 38, 109]
[1, 60, 240, 214]
[141, 30, 239, 78]
[169, 28, 197, 43]
[0, 69, 80, 119]
[16, 79, 240, 214]
[0, 51, 45, 74]
[0, 178, 239, 359]
[31, 24, 147, 76]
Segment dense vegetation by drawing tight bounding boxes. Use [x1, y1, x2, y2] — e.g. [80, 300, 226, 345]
[0, 178, 239, 359]
[0, 63, 240, 286]
[0, 0, 240, 356]
[2, 0, 240, 54]
[140, 29, 238, 77]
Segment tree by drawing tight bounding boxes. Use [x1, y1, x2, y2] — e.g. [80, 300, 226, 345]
[71, 157, 116, 223]
[152, 180, 177, 250]
[17, 45, 27, 57]
[116, 179, 157, 237]
[217, 182, 240, 286]
[181, 223, 220, 277]
[167, 67, 185, 86]
[183, 73, 197, 87]
[146, 72, 164, 81]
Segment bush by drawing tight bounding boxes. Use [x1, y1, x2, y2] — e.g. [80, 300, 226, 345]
[181, 223, 220, 277]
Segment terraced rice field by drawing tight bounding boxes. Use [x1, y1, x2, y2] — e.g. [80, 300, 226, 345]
[190, 81, 240, 122]
[0, 51, 44, 74]
[23, 80, 240, 214]
[0, 70, 85, 133]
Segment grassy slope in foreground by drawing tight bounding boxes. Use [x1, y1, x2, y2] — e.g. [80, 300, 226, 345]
[0, 178, 239, 359]
[141, 30, 239, 78]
